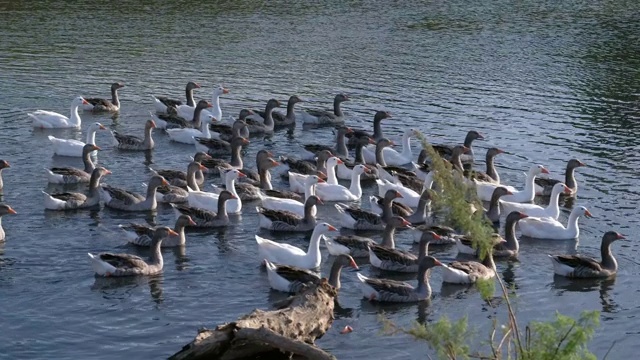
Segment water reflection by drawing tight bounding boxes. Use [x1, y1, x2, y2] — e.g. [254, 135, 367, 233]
[551, 276, 617, 313]
[90, 274, 164, 305]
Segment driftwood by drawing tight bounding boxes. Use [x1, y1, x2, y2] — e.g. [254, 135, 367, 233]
[169, 279, 338, 360]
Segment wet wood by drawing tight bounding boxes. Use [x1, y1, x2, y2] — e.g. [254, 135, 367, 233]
[169, 279, 338, 360]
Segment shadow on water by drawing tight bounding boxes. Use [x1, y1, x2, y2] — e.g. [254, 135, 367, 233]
[91, 274, 164, 305]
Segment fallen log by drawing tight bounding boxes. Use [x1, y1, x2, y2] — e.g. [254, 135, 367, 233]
[169, 279, 338, 360]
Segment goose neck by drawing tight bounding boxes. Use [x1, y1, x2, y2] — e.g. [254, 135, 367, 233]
[380, 224, 397, 248]
[328, 261, 345, 289]
[70, 104, 82, 126]
[335, 133, 348, 157]
[259, 169, 273, 190]
[286, 100, 297, 120]
[216, 197, 230, 219]
[485, 155, 499, 183]
[333, 99, 343, 117]
[504, 217, 519, 252]
[111, 87, 120, 107]
[150, 236, 164, 267]
[600, 240, 618, 271]
[348, 172, 363, 197]
[82, 150, 96, 174]
[565, 166, 578, 190]
[375, 145, 387, 166]
[186, 88, 196, 107]
[355, 143, 366, 164]
[230, 144, 243, 168]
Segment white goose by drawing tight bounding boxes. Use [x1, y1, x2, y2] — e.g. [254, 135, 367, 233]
[375, 173, 433, 208]
[48, 122, 106, 157]
[176, 85, 228, 122]
[29, 96, 88, 129]
[363, 128, 417, 165]
[256, 223, 338, 269]
[187, 169, 244, 214]
[166, 116, 215, 144]
[474, 164, 549, 202]
[289, 156, 341, 193]
[501, 183, 571, 219]
[315, 164, 369, 201]
[518, 206, 592, 240]
[257, 175, 323, 217]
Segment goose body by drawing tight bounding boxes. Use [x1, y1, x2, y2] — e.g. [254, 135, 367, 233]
[456, 212, 528, 257]
[0, 204, 17, 242]
[45, 144, 100, 184]
[363, 128, 417, 165]
[518, 206, 592, 240]
[120, 215, 196, 247]
[43, 167, 111, 210]
[171, 191, 236, 228]
[535, 159, 586, 196]
[264, 254, 357, 293]
[101, 175, 168, 211]
[47, 122, 106, 157]
[549, 231, 624, 278]
[441, 253, 496, 284]
[501, 183, 570, 219]
[300, 94, 349, 125]
[187, 169, 244, 214]
[314, 164, 368, 201]
[258, 175, 323, 217]
[475, 164, 548, 202]
[152, 81, 200, 114]
[256, 223, 338, 269]
[166, 115, 213, 144]
[257, 195, 321, 232]
[112, 119, 156, 151]
[368, 219, 433, 273]
[29, 96, 88, 129]
[82, 82, 125, 112]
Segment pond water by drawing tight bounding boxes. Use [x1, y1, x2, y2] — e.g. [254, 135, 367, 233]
[0, 0, 639, 358]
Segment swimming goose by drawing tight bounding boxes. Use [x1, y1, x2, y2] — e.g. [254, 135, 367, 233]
[0, 204, 17, 242]
[153, 81, 200, 114]
[483, 187, 512, 226]
[363, 128, 418, 166]
[501, 183, 570, 220]
[549, 231, 625, 278]
[120, 215, 196, 247]
[45, 144, 100, 184]
[257, 175, 323, 217]
[411, 225, 459, 245]
[209, 109, 252, 140]
[300, 94, 350, 125]
[336, 135, 378, 181]
[257, 195, 322, 232]
[441, 248, 496, 284]
[465, 147, 504, 184]
[172, 191, 236, 228]
[357, 256, 442, 302]
[290, 156, 342, 192]
[152, 157, 209, 189]
[456, 211, 528, 257]
[101, 175, 168, 211]
[264, 254, 357, 293]
[29, 96, 88, 129]
[195, 118, 247, 155]
[315, 164, 369, 201]
[369, 220, 435, 272]
[518, 206, 592, 240]
[176, 85, 228, 122]
[199, 137, 249, 175]
[256, 223, 338, 269]
[245, 99, 280, 134]
[302, 126, 353, 159]
[333, 189, 401, 230]
[154, 162, 207, 203]
[82, 82, 125, 112]
[187, 169, 244, 214]
[475, 164, 549, 202]
[347, 110, 392, 149]
[112, 119, 156, 151]
[48, 122, 106, 157]
[370, 188, 432, 224]
[234, 156, 288, 201]
[43, 167, 111, 210]
[153, 99, 213, 130]
[0, 160, 9, 191]
[88, 227, 178, 277]
[432, 130, 484, 164]
[535, 159, 586, 196]
[375, 176, 431, 208]
[247, 95, 303, 127]
[166, 113, 215, 144]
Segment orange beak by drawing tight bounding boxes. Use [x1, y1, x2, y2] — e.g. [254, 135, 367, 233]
[188, 218, 197, 226]
[223, 88, 230, 94]
[104, 169, 112, 175]
[230, 194, 238, 199]
[519, 213, 528, 219]
[388, 141, 396, 147]
[93, 145, 101, 151]
[430, 232, 442, 240]
[336, 158, 344, 164]
[395, 191, 403, 198]
[168, 229, 179, 237]
[150, 120, 157, 128]
[496, 148, 504, 154]
[316, 197, 324, 205]
[584, 209, 593, 218]
[161, 179, 170, 186]
[433, 259, 444, 267]
[578, 161, 586, 167]
[563, 185, 571, 194]
[270, 160, 280, 167]
[346, 127, 354, 134]
[462, 146, 470, 153]
[340, 325, 353, 334]
[82, 99, 89, 105]
[6, 207, 16, 215]
[506, 190, 513, 195]
[237, 171, 247, 178]
[242, 138, 250, 145]
[317, 177, 326, 183]
[540, 167, 549, 174]
[327, 224, 338, 232]
[199, 164, 207, 171]
[363, 167, 371, 173]
[368, 137, 375, 144]
[3, 161, 9, 168]
[194, 83, 201, 88]
[616, 233, 626, 240]
[349, 258, 359, 270]
[317, 172, 327, 180]
[98, 124, 107, 130]
[402, 219, 412, 227]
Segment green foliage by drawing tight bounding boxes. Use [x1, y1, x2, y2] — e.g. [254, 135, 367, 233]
[379, 132, 601, 360]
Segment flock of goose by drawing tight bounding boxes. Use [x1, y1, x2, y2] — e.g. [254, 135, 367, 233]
[0, 81, 626, 304]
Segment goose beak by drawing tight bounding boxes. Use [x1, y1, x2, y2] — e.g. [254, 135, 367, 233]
[395, 191, 403, 199]
[402, 219, 412, 227]
[477, 133, 485, 140]
[150, 120, 157, 128]
[578, 161, 587, 167]
[317, 172, 327, 180]
[194, 83, 201, 88]
[368, 137, 376, 144]
[98, 124, 107, 130]
[317, 177, 326, 183]
[266, 150, 274, 157]
[270, 160, 280, 167]
[104, 169, 112, 175]
[188, 218, 197, 226]
[237, 171, 247, 178]
[563, 185, 571, 194]
[496, 148, 505, 154]
[431, 232, 442, 241]
[327, 224, 338, 232]
[540, 167, 550, 174]
[6, 207, 16, 215]
[168, 229, 179, 237]
[316, 197, 324, 205]
[346, 127, 354, 134]
[336, 158, 344, 164]
[434, 259, 444, 267]
[230, 194, 238, 199]
[617, 233, 626, 240]
[506, 190, 513, 195]
[584, 209, 593, 218]
[340, 325, 354, 334]
[462, 146, 470, 153]
[82, 99, 89, 105]
[206, 102, 213, 108]
[161, 179, 170, 186]
[519, 212, 528, 219]
[2, 161, 9, 168]
[363, 167, 371, 173]
[199, 164, 207, 171]
[93, 145, 101, 151]
[349, 258, 359, 270]
[242, 138, 250, 145]
[223, 88, 230, 94]
[388, 141, 396, 147]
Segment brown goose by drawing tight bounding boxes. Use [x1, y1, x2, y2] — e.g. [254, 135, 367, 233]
[42, 167, 111, 210]
[333, 189, 401, 230]
[89, 227, 178, 277]
[171, 191, 236, 228]
[209, 109, 252, 140]
[120, 215, 196, 247]
[336, 135, 378, 181]
[45, 144, 100, 184]
[280, 149, 333, 182]
[248, 95, 303, 127]
[245, 99, 281, 134]
[411, 224, 459, 245]
[357, 256, 442, 302]
[302, 126, 353, 159]
[549, 231, 625, 278]
[153, 81, 200, 113]
[257, 195, 322, 232]
[112, 119, 156, 151]
[464, 147, 505, 183]
[369, 221, 438, 272]
[535, 158, 586, 196]
[264, 254, 357, 293]
[456, 211, 528, 257]
[83, 82, 125, 112]
[0, 204, 17, 242]
[154, 162, 208, 204]
[432, 130, 484, 164]
[195, 118, 248, 155]
[153, 99, 213, 129]
[101, 175, 168, 211]
[300, 94, 350, 125]
[347, 110, 392, 149]
[152, 152, 211, 189]
[200, 136, 250, 175]
[441, 247, 496, 284]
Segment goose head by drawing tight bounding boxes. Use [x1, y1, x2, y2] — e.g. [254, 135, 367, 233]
[186, 81, 201, 91]
[384, 189, 404, 201]
[334, 94, 350, 103]
[550, 183, 572, 196]
[223, 169, 246, 182]
[154, 226, 180, 241]
[575, 206, 593, 218]
[305, 175, 326, 186]
[93, 167, 112, 178]
[465, 130, 484, 143]
[377, 138, 395, 149]
[568, 159, 587, 170]
[195, 100, 213, 111]
[374, 110, 392, 122]
[306, 195, 323, 206]
[327, 157, 344, 168]
[89, 122, 107, 131]
[486, 147, 505, 159]
[212, 84, 229, 96]
[601, 231, 625, 246]
[193, 152, 212, 162]
[315, 222, 339, 235]
[238, 109, 254, 120]
[0, 204, 17, 217]
[387, 216, 413, 229]
[145, 119, 157, 130]
[352, 164, 370, 175]
[0, 160, 10, 170]
[82, 143, 101, 155]
[506, 211, 528, 223]
[230, 136, 250, 148]
[176, 215, 197, 228]
[111, 82, 125, 91]
[187, 161, 207, 174]
[289, 95, 304, 105]
[491, 186, 512, 200]
[73, 96, 89, 106]
[149, 175, 170, 188]
[407, 128, 420, 137]
[266, 99, 281, 110]
[528, 164, 549, 176]
[335, 254, 359, 270]
[218, 190, 238, 203]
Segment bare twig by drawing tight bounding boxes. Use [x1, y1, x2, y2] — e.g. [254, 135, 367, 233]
[551, 322, 577, 359]
[603, 340, 617, 360]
